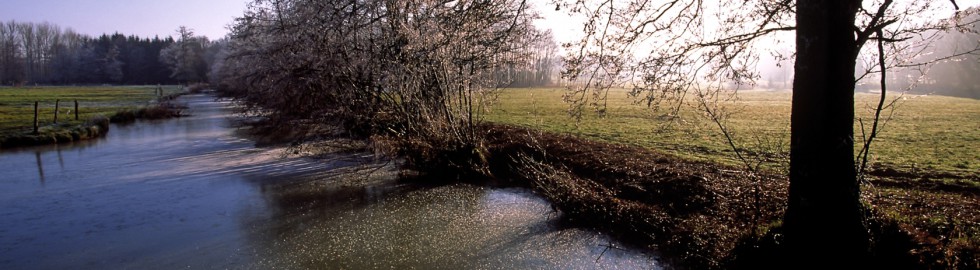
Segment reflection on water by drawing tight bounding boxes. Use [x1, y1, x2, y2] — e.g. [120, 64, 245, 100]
[34, 151, 44, 184]
[0, 94, 661, 269]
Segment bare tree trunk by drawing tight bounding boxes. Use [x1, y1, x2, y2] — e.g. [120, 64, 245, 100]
[784, 0, 868, 266]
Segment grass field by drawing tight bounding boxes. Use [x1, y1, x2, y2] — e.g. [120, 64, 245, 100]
[486, 88, 980, 178]
[0, 86, 182, 136]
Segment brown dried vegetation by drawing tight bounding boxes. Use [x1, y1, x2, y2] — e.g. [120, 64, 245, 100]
[393, 123, 977, 269]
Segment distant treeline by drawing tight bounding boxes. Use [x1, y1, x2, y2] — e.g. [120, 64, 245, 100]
[0, 21, 222, 86]
[856, 8, 980, 99]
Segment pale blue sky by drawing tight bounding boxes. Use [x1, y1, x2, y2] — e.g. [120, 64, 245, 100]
[0, 0, 247, 39]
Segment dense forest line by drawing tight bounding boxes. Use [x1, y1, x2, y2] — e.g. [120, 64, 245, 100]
[0, 19, 557, 89]
[0, 21, 223, 86]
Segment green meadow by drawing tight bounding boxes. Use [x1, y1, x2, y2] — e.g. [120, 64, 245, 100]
[486, 88, 980, 178]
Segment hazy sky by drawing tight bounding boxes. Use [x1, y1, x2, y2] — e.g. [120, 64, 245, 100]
[0, 0, 247, 39]
[1, 0, 976, 41]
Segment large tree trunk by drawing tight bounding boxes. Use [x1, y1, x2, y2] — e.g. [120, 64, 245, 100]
[785, 0, 868, 266]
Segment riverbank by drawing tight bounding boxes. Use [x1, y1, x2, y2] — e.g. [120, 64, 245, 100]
[0, 86, 193, 149]
[0, 117, 111, 149]
[474, 125, 977, 269]
[0, 99, 185, 149]
[277, 121, 976, 269]
[107, 93, 187, 124]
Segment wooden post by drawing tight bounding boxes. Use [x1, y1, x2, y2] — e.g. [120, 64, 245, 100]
[33, 101, 39, 135]
[74, 100, 79, 120]
[54, 99, 60, 123]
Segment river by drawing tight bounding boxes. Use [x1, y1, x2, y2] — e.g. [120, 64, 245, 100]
[0, 94, 661, 269]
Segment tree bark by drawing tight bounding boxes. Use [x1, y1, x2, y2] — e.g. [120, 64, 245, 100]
[785, 0, 868, 266]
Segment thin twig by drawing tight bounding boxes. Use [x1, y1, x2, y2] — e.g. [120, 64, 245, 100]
[857, 29, 890, 184]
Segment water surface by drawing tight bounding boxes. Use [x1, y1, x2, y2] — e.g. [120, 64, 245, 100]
[0, 94, 661, 269]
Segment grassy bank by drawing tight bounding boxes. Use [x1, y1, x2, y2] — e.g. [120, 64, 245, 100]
[0, 85, 185, 148]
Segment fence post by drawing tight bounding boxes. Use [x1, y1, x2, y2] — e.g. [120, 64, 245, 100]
[74, 100, 79, 120]
[54, 99, 60, 123]
[33, 101, 39, 135]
